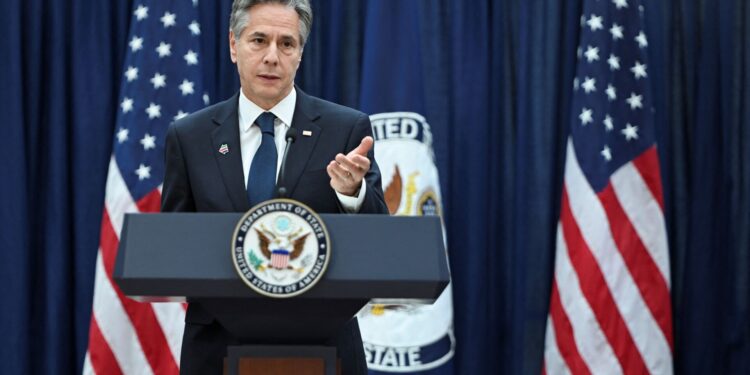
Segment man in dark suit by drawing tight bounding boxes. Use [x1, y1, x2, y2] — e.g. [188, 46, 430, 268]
[161, 0, 388, 373]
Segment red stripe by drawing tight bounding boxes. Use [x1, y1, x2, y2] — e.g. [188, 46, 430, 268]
[136, 188, 162, 213]
[99, 210, 180, 375]
[548, 281, 591, 375]
[560, 188, 649, 374]
[87, 315, 124, 375]
[598, 184, 674, 350]
[631, 147, 664, 211]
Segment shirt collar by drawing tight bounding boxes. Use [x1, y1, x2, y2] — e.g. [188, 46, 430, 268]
[238, 88, 296, 132]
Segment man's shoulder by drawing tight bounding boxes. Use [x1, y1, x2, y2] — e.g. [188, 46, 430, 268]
[302, 93, 368, 123]
[172, 94, 237, 133]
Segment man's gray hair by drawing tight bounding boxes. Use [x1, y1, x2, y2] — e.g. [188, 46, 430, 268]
[229, 0, 313, 46]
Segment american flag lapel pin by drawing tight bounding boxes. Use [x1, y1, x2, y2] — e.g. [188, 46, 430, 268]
[302, 130, 312, 137]
[218, 143, 229, 155]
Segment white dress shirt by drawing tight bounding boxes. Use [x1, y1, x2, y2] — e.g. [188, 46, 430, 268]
[238, 88, 366, 212]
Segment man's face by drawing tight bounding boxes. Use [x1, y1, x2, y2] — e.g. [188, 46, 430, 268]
[229, 3, 303, 109]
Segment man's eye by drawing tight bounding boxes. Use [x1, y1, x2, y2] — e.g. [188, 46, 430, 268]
[252, 38, 265, 44]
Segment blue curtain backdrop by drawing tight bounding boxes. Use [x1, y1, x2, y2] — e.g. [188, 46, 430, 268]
[0, 0, 748, 374]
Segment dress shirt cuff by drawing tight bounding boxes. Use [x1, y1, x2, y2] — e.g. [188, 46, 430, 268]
[336, 182, 367, 213]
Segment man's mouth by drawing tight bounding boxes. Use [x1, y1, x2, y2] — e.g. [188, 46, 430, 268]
[257, 74, 280, 82]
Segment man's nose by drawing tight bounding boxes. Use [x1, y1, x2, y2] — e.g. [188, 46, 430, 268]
[263, 44, 279, 65]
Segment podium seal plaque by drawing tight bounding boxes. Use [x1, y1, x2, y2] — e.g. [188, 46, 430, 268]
[231, 199, 331, 298]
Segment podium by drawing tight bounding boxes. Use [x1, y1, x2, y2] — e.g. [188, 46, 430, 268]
[114, 213, 449, 374]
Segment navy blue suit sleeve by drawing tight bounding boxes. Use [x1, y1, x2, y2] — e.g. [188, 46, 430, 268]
[344, 113, 388, 215]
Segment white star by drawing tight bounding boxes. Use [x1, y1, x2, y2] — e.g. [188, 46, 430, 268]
[584, 45, 600, 63]
[621, 123, 639, 141]
[150, 73, 167, 89]
[184, 50, 198, 65]
[140, 133, 157, 150]
[161, 12, 176, 28]
[580, 15, 587, 27]
[155, 42, 171, 57]
[607, 54, 621, 70]
[135, 164, 151, 180]
[179, 79, 195, 95]
[635, 31, 648, 48]
[601, 145, 612, 161]
[129, 36, 143, 52]
[610, 23, 624, 40]
[189, 21, 201, 35]
[573, 77, 580, 91]
[613, 0, 628, 9]
[192, 0, 198, 6]
[626, 93, 643, 109]
[174, 110, 189, 120]
[203, 93, 210, 105]
[577, 46, 582, 59]
[145, 102, 161, 119]
[582, 77, 596, 93]
[125, 66, 138, 81]
[587, 14, 604, 31]
[631, 61, 647, 79]
[134, 5, 148, 21]
[579, 107, 593, 125]
[121, 97, 133, 113]
[116, 128, 129, 143]
[603, 115, 614, 131]
[606, 84, 617, 101]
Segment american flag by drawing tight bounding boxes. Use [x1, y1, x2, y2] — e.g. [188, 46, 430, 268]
[543, 1, 673, 374]
[83, 1, 206, 373]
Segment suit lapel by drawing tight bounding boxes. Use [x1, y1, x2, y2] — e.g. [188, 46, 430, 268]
[283, 89, 321, 196]
[210, 92, 251, 212]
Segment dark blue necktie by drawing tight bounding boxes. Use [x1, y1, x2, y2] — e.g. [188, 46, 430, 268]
[247, 112, 277, 206]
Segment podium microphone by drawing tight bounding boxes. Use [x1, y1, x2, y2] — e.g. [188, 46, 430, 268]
[276, 128, 299, 198]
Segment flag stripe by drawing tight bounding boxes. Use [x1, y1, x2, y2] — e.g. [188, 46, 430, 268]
[87, 317, 123, 375]
[136, 188, 162, 213]
[612, 160, 671, 285]
[100, 211, 180, 374]
[543, 298, 571, 375]
[630, 147, 664, 211]
[82, 353, 94, 375]
[552, 224, 623, 375]
[91, 254, 151, 375]
[560, 187, 649, 374]
[597, 185, 673, 349]
[104, 157, 138, 235]
[151, 303, 186, 368]
[548, 282, 591, 375]
[604, 180, 673, 350]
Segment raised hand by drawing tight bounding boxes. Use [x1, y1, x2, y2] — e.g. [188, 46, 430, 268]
[327, 136, 373, 196]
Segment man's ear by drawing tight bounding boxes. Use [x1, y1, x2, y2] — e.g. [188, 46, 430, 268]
[229, 31, 237, 63]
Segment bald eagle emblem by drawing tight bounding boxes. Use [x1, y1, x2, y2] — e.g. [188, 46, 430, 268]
[232, 199, 331, 298]
[255, 222, 310, 271]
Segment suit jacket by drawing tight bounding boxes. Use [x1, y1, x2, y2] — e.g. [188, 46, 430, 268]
[162, 89, 388, 374]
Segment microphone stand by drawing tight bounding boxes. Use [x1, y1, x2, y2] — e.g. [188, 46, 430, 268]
[276, 128, 298, 198]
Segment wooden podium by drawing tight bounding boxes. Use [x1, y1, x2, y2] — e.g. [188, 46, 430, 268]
[114, 213, 449, 375]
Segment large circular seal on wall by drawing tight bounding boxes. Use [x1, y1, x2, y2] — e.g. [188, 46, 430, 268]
[231, 199, 331, 298]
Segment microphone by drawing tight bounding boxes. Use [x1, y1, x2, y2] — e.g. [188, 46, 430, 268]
[276, 128, 298, 198]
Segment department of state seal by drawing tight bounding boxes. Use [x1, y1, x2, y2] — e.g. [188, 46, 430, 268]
[231, 199, 330, 298]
